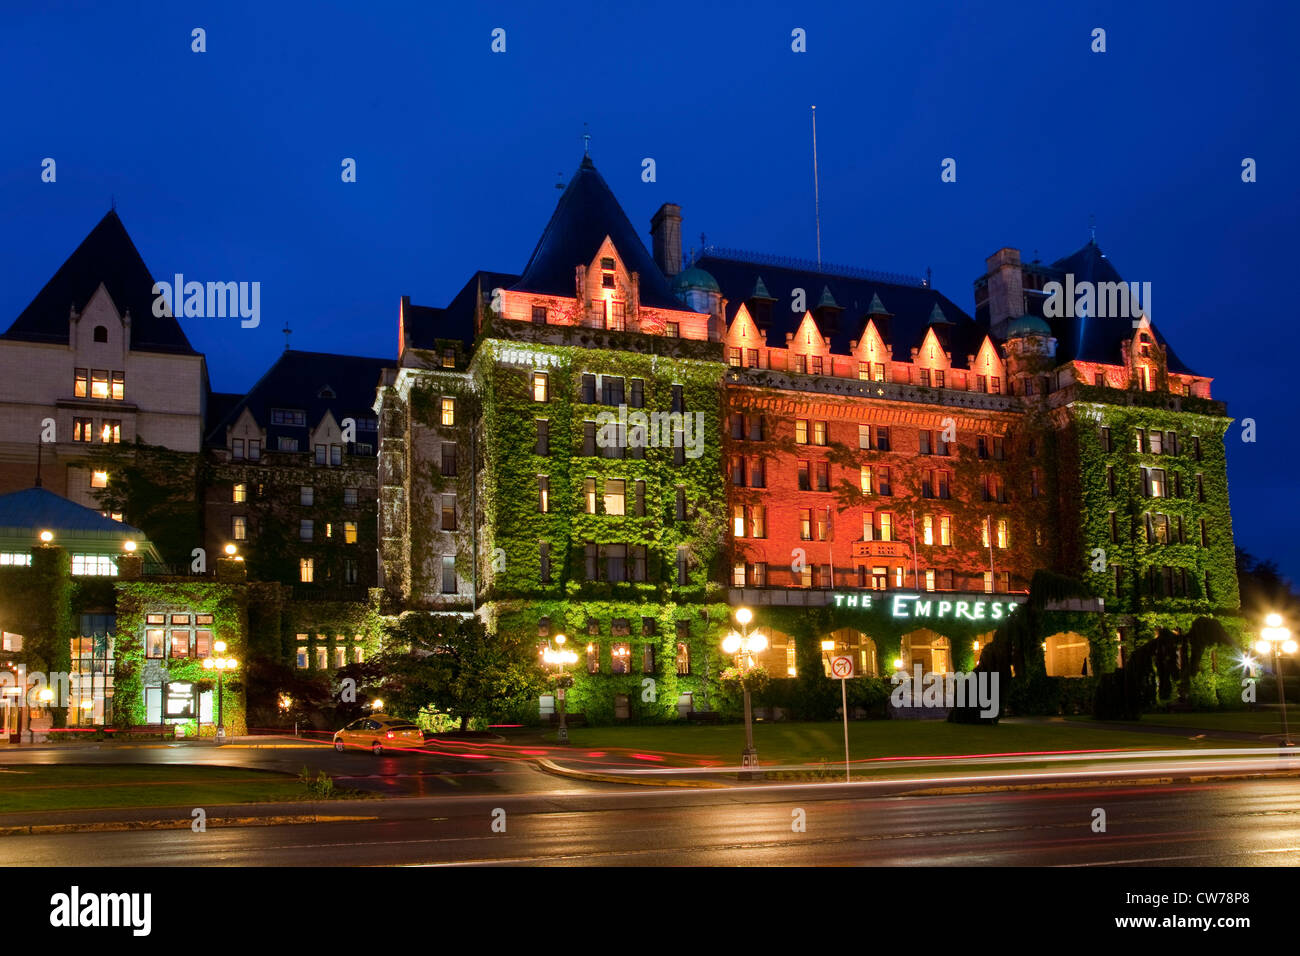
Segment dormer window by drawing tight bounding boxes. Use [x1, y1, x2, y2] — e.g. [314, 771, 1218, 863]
[271, 408, 306, 426]
[93, 326, 108, 343]
[600, 257, 616, 289]
[442, 348, 456, 368]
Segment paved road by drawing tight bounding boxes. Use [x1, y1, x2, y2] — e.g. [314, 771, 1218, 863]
[0, 738, 584, 796]
[5, 777, 1298, 866]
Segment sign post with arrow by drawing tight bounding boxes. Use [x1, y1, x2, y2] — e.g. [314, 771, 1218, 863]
[829, 654, 854, 781]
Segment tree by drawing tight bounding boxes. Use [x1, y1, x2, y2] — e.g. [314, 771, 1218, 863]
[377, 613, 545, 730]
[1093, 616, 1236, 719]
[1236, 548, 1299, 624]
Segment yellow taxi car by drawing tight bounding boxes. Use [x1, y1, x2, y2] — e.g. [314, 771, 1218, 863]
[332, 715, 424, 754]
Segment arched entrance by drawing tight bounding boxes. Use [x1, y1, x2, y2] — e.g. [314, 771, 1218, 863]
[1044, 632, 1091, 677]
[901, 629, 951, 674]
[820, 629, 878, 677]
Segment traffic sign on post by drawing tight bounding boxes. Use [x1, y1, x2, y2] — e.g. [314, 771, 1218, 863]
[828, 655, 854, 780]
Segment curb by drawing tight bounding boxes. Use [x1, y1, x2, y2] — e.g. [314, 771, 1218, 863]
[534, 758, 729, 789]
[0, 812, 378, 838]
[893, 768, 1300, 797]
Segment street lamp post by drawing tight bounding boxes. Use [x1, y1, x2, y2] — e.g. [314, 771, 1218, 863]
[542, 634, 578, 743]
[202, 640, 239, 742]
[723, 607, 767, 775]
[1255, 612, 1297, 748]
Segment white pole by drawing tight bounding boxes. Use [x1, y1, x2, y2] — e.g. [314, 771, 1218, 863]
[812, 105, 822, 269]
[841, 677, 850, 782]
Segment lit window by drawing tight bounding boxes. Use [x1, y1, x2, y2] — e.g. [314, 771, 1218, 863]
[604, 479, 625, 516]
[100, 421, 121, 443]
[538, 476, 550, 513]
[795, 420, 809, 444]
[70, 554, 117, 576]
[442, 348, 456, 368]
[233, 516, 247, 540]
[74, 369, 88, 398]
[73, 418, 93, 442]
[533, 373, 549, 402]
[296, 645, 307, 669]
[315, 646, 328, 669]
[996, 519, 1009, 549]
[923, 514, 934, 546]
[299, 558, 314, 583]
[813, 421, 827, 445]
[441, 397, 456, 426]
[233, 482, 247, 503]
[90, 370, 109, 399]
[91, 470, 108, 488]
[344, 521, 357, 544]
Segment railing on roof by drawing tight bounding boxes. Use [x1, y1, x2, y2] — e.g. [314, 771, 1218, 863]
[690, 245, 926, 288]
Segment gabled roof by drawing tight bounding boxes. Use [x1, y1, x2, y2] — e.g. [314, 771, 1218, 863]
[1019, 240, 1196, 375]
[205, 350, 393, 451]
[512, 156, 681, 310]
[4, 210, 198, 355]
[701, 252, 986, 369]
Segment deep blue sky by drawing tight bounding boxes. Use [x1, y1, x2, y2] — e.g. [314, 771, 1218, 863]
[2, 1, 1297, 581]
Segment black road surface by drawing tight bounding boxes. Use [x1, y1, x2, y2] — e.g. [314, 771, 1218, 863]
[4, 778, 1299, 867]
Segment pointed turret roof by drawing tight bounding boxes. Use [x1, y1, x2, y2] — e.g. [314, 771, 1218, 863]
[866, 292, 890, 315]
[816, 285, 841, 310]
[512, 156, 681, 310]
[4, 210, 197, 355]
[750, 276, 775, 301]
[928, 303, 951, 325]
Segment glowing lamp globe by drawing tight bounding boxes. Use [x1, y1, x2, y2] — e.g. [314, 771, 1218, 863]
[734, 608, 753, 626]
[721, 633, 742, 655]
[748, 632, 768, 653]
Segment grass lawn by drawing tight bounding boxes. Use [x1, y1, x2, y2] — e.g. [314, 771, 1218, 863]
[0, 764, 305, 814]
[548, 718, 1257, 769]
[1135, 710, 1293, 737]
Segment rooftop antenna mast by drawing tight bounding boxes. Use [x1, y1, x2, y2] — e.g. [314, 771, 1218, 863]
[811, 106, 822, 269]
[583, 122, 591, 158]
[282, 322, 292, 351]
[1089, 213, 1096, 243]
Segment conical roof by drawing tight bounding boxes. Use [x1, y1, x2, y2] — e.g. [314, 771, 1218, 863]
[3, 210, 197, 355]
[512, 157, 680, 310]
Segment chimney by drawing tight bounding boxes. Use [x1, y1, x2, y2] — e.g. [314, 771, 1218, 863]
[650, 203, 682, 277]
[984, 247, 1024, 339]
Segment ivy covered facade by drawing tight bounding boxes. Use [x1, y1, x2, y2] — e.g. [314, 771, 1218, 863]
[377, 155, 1244, 720]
